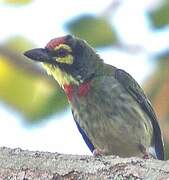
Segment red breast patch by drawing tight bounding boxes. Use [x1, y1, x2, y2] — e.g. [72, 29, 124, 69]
[63, 81, 91, 101]
[77, 81, 91, 97]
[63, 84, 74, 101]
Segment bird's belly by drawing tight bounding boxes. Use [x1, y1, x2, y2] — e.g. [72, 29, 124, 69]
[71, 77, 153, 157]
[73, 94, 153, 157]
[88, 119, 144, 157]
[79, 109, 151, 157]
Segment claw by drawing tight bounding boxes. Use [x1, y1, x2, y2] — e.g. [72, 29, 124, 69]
[93, 148, 105, 157]
[139, 144, 152, 159]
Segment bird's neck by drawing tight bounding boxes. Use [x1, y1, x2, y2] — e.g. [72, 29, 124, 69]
[63, 80, 92, 101]
[63, 80, 91, 101]
[62, 62, 109, 101]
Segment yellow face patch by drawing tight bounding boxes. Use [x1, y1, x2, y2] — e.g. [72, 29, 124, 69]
[42, 63, 79, 87]
[54, 44, 72, 52]
[56, 54, 74, 64]
[54, 44, 74, 65]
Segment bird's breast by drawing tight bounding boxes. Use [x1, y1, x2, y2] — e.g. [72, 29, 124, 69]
[63, 80, 91, 101]
[69, 76, 153, 157]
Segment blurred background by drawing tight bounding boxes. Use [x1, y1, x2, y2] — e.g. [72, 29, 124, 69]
[0, 0, 169, 159]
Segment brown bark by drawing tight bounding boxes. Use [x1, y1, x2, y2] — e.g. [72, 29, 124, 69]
[0, 147, 169, 179]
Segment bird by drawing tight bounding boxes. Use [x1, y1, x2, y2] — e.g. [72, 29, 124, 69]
[24, 35, 164, 160]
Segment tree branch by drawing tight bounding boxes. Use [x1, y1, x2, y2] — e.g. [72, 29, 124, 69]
[0, 147, 169, 179]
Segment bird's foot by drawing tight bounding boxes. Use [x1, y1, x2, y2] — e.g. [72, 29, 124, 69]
[139, 144, 151, 159]
[142, 152, 151, 159]
[142, 152, 155, 159]
[92, 148, 105, 157]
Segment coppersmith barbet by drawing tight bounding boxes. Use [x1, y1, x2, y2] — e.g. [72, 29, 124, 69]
[24, 35, 164, 160]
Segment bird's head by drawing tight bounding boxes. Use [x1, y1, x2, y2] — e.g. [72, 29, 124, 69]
[24, 35, 102, 87]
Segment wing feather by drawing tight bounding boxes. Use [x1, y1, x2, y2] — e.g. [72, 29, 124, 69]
[72, 110, 95, 153]
[115, 69, 164, 160]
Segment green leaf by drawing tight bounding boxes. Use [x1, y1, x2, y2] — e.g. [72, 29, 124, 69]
[5, 36, 34, 52]
[66, 15, 118, 48]
[3, 0, 32, 5]
[0, 50, 67, 123]
[149, 0, 169, 28]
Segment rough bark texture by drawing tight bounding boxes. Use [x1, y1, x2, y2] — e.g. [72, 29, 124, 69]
[0, 147, 168, 179]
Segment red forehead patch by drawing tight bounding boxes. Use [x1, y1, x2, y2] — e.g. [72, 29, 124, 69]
[46, 36, 66, 50]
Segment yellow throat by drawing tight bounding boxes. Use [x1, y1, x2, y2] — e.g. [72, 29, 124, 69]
[42, 63, 79, 87]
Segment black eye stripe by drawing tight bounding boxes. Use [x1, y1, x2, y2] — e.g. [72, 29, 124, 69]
[50, 48, 70, 57]
[57, 48, 69, 56]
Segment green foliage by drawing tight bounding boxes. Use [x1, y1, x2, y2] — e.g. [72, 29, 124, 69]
[5, 36, 34, 52]
[66, 15, 118, 48]
[0, 56, 67, 122]
[3, 0, 32, 5]
[149, 0, 169, 28]
[0, 37, 68, 122]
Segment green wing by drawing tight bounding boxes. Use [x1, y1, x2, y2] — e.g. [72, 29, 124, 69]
[115, 69, 164, 160]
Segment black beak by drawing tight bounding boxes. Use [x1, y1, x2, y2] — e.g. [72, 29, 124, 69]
[24, 48, 52, 63]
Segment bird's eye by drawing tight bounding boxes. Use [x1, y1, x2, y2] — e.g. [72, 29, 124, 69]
[55, 48, 69, 57]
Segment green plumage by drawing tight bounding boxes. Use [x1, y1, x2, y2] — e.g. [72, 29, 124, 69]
[24, 35, 164, 160]
[70, 63, 163, 158]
